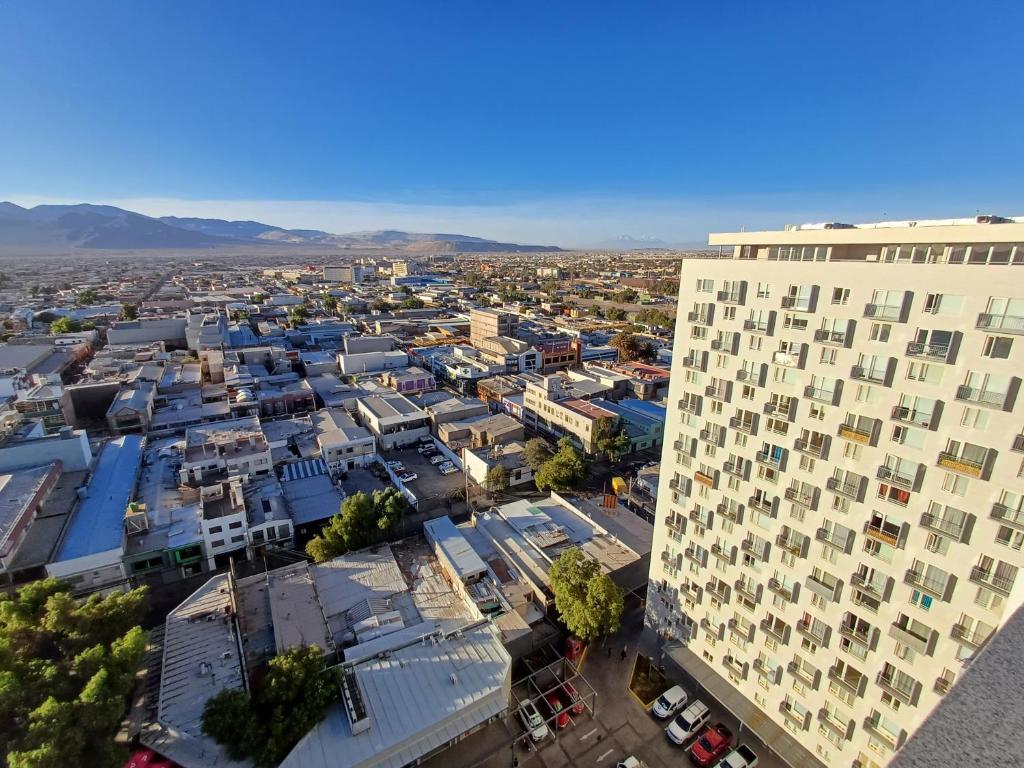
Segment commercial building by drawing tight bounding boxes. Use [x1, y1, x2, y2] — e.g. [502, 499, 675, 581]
[649, 216, 1024, 768]
[312, 407, 376, 473]
[323, 264, 369, 283]
[355, 393, 430, 450]
[469, 307, 518, 351]
[522, 375, 619, 455]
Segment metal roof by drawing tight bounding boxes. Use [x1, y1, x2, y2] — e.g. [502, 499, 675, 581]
[54, 434, 144, 562]
[424, 516, 487, 582]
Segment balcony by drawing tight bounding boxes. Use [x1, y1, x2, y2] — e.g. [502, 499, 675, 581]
[705, 382, 732, 402]
[817, 709, 853, 741]
[739, 538, 769, 562]
[688, 507, 711, 526]
[784, 485, 817, 508]
[705, 579, 731, 602]
[713, 506, 739, 527]
[753, 658, 781, 684]
[722, 655, 747, 679]
[767, 578, 796, 602]
[864, 303, 904, 321]
[743, 318, 773, 335]
[699, 428, 723, 446]
[863, 714, 907, 750]
[936, 450, 985, 479]
[838, 620, 874, 649]
[954, 384, 1009, 410]
[875, 670, 920, 705]
[680, 580, 702, 602]
[664, 514, 686, 535]
[905, 340, 953, 363]
[976, 312, 1024, 334]
[805, 572, 840, 601]
[710, 542, 736, 565]
[755, 450, 786, 471]
[890, 404, 936, 429]
[787, 661, 818, 688]
[680, 354, 707, 372]
[950, 622, 989, 649]
[771, 349, 803, 368]
[827, 666, 866, 697]
[736, 366, 765, 386]
[678, 398, 702, 415]
[728, 617, 755, 642]
[779, 701, 810, 730]
[837, 422, 875, 445]
[876, 463, 922, 491]
[781, 295, 814, 312]
[816, 527, 852, 553]
[903, 568, 949, 599]
[863, 522, 902, 548]
[728, 416, 758, 436]
[1013, 433, 1024, 453]
[775, 531, 805, 557]
[795, 618, 830, 646]
[710, 336, 739, 355]
[827, 475, 864, 501]
[793, 437, 828, 459]
[813, 328, 848, 347]
[850, 363, 892, 386]
[803, 384, 840, 405]
[687, 311, 712, 325]
[763, 399, 796, 420]
[991, 502, 1024, 529]
[747, 495, 776, 516]
[969, 566, 1015, 595]
[694, 470, 716, 488]
[934, 676, 953, 696]
[683, 547, 705, 567]
[734, 578, 761, 603]
[722, 460, 748, 480]
[851, 571, 890, 600]
[920, 512, 968, 540]
[887, 621, 932, 656]
[717, 288, 745, 305]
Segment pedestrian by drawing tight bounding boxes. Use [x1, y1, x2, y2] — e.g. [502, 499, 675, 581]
[621, 646, 627, 661]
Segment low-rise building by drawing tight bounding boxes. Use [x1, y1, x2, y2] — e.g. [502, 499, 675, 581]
[356, 394, 430, 450]
[179, 416, 272, 484]
[312, 408, 376, 474]
[522, 375, 619, 455]
[380, 365, 436, 395]
[464, 441, 534, 490]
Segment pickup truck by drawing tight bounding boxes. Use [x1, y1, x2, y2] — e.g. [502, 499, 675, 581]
[718, 744, 758, 768]
[688, 723, 734, 767]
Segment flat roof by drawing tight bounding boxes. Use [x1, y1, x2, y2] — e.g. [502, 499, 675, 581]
[54, 434, 144, 562]
[0, 462, 61, 560]
[423, 516, 487, 581]
[281, 471, 343, 525]
[708, 217, 1024, 246]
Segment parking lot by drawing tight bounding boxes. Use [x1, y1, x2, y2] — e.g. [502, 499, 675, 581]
[428, 596, 791, 768]
[384, 444, 465, 510]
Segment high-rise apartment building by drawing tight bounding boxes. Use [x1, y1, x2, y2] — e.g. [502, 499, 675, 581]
[470, 307, 519, 349]
[649, 216, 1024, 768]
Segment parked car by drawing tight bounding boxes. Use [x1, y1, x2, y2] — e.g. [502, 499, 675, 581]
[438, 463, 458, 475]
[561, 681, 585, 715]
[398, 472, 418, 483]
[417, 445, 436, 454]
[518, 699, 549, 742]
[718, 744, 758, 768]
[689, 723, 734, 767]
[542, 692, 571, 729]
[616, 757, 645, 768]
[651, 685, 688, 719]
[386, 461, 405, 472]
[418, 435, 434, 445]
[429, 454, 447, 465]
[665, 699, 709, 745]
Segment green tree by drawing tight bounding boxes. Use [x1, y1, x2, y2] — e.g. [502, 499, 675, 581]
[321, 293, 338, 313]
[523, 438, 553, 471]
[401, 296, 425, 309]
[610, 330, 641, 362]
[288, 304, 309, 325]
[202, 646, 335, 768]
[251, 292, 266, 305]
[534, 438, 586, 492]
[0, 579, 147, 768]
[371, 298, 393, 313]
[49, 317, 81, 334]
[305, 491, 376, 561]
[372, 487, 409, 533]
[120, 304, 138, 320]
[596, 421, 632, 461]
[638, 341, 658, 362]
[605, 307, 628, 322]
[548, 548, 624, 641]
[75, 290, 98, 306]
[486, 464, 510, 493]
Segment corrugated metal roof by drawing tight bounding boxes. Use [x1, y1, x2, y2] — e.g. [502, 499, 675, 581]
[424, 516, 487, 582]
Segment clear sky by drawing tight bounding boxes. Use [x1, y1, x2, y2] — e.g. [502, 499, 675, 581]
[1, 1, 1021, 246]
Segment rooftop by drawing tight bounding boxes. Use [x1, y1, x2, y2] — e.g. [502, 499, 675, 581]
[0, 462, 61, 560]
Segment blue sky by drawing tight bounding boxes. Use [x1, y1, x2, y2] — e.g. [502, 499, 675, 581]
[1, 1, 1021, 246]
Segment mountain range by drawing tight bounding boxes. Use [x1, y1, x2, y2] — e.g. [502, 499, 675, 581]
[0, 202, 561, 253]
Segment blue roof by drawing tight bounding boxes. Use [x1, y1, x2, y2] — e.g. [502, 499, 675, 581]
[595, 398, 666, 430]
[54, 434, 144, 562]
[612, 398, 666, 422]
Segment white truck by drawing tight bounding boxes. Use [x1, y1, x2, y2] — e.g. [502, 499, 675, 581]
[718, 744, 758, 768]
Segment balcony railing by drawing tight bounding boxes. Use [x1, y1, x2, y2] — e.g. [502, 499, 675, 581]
[781, 295, 813, 312]
[717, 503, 742, 523]
[748, 495, 775, 515]
[803, 384, 838, 405]
[950, 622, 989, 649]
[827, 475, 863, 500]
[734, 579, 760, 603]
[904, 568, 948, 598]
[969, 566, 1015, 595]
[728, 416, 757, 435]
[736, 367, 763, 385]
[890, 405, 934, 429]
[876, 463, 919, 490]
[678, 398, 701, 415]
[850, 364, 889, 385]
[905, 341, 951, 362]
[851, 571, 889, 599]
[920, 512, 966, 539]
[806, 572, 839, 600]
[875, 671, 918, 705]
[705, 579, 731, 602]
[937, 450, 985, 478]
[934, 676, 953, 696]
[743, 319, 771, 334]
[694, 470, 715, 488]
[784, 485, 816, 507]
[767, 578, 795, 601]
[864, 523, 901, 547]
[787, 661, 817, 688]
[775, 532, 804, 557]
[717, 289, 744, 304]
[991, 502, 1024, 529]
[954, 385, 1007, 409]
[813, 329, 847, 347]
[772, 350, 802, 368]
[1013, 433, 1024, 453]
[817, 708, 852, 740]
[793, 438, 827, 458]
[815, 527, 851, 551]
[864, 303, 903, 321]
[705, 384, 731, 401]
[837, 423, 873, 444]
[827, 666, 865, 696]
[779, 701, 810, 730]
[976, 312, 1024, 334]
[710, 543, 735, 564]
[863, 714, 906, 749]
[723, 460, 747, 479]
[755, 450, 784, 468]
[683, 547, 704, 566]
[680, 354, 706, 371]
[838, 621, 873, 647]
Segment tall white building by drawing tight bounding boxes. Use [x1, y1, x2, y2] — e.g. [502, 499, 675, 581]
[649, 216, 1024, 768]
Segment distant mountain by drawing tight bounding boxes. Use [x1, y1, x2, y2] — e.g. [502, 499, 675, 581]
[592, 234, 706, 250]
[0, 202, 561, 252]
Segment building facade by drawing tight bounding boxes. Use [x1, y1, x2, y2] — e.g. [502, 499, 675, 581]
[649, 217, 1024, 768]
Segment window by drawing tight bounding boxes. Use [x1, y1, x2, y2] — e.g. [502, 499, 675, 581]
[208, 525, 223, 534]
[869, 323, 891, 342]
[983, 336, 1013, 359]
[942, 472, 969, 497]
[831, 287, 850, 305]
[910, 590, 933, 611]
[723, 306, 736, 321]
[960, 407, 990, 430]
[228, 521, 243, 530]
[696, 279, 714, 293]
[756, 282, 772, 299]
[211, 539, 225, 548]
[819, 348, 838, 366]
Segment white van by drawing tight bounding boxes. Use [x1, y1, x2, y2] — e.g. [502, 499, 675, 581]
[651, 685, 688, 719]
[665, 699, 710, 745]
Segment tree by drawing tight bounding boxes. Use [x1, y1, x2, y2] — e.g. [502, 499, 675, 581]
[372, 487, 409, 533]
[0, 579, 147, 768]
[638, 341, 658, 362]
[635, 307, 672, 327]
[605, 307, 628, 322]
[75, 290, 98, 306]
[534, 438, 586, 492]
[202, 646, 335, 768]
[120, 304, 138, 320]
[548, 548, 624, 641]
[596, 421, 632, 461]
[288, 305, 309, 325]
[610, 330, 641, 362]
[371, 298, 393, 313]
[523, 438, 553, 471]
[486, 464, 510, 493]
[401, 297, 425, 310]
[305, 491, 375, 561]
[49, 317, 80, 334]
[321, 293, 338, 313]
[251, 292, 266, 305]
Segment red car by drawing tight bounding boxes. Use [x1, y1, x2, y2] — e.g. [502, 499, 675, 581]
[123, 749, 176, 768]
[543, 692, 571, 729]
[561, 682, 585, 715]
[689, 723, 734, 767]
